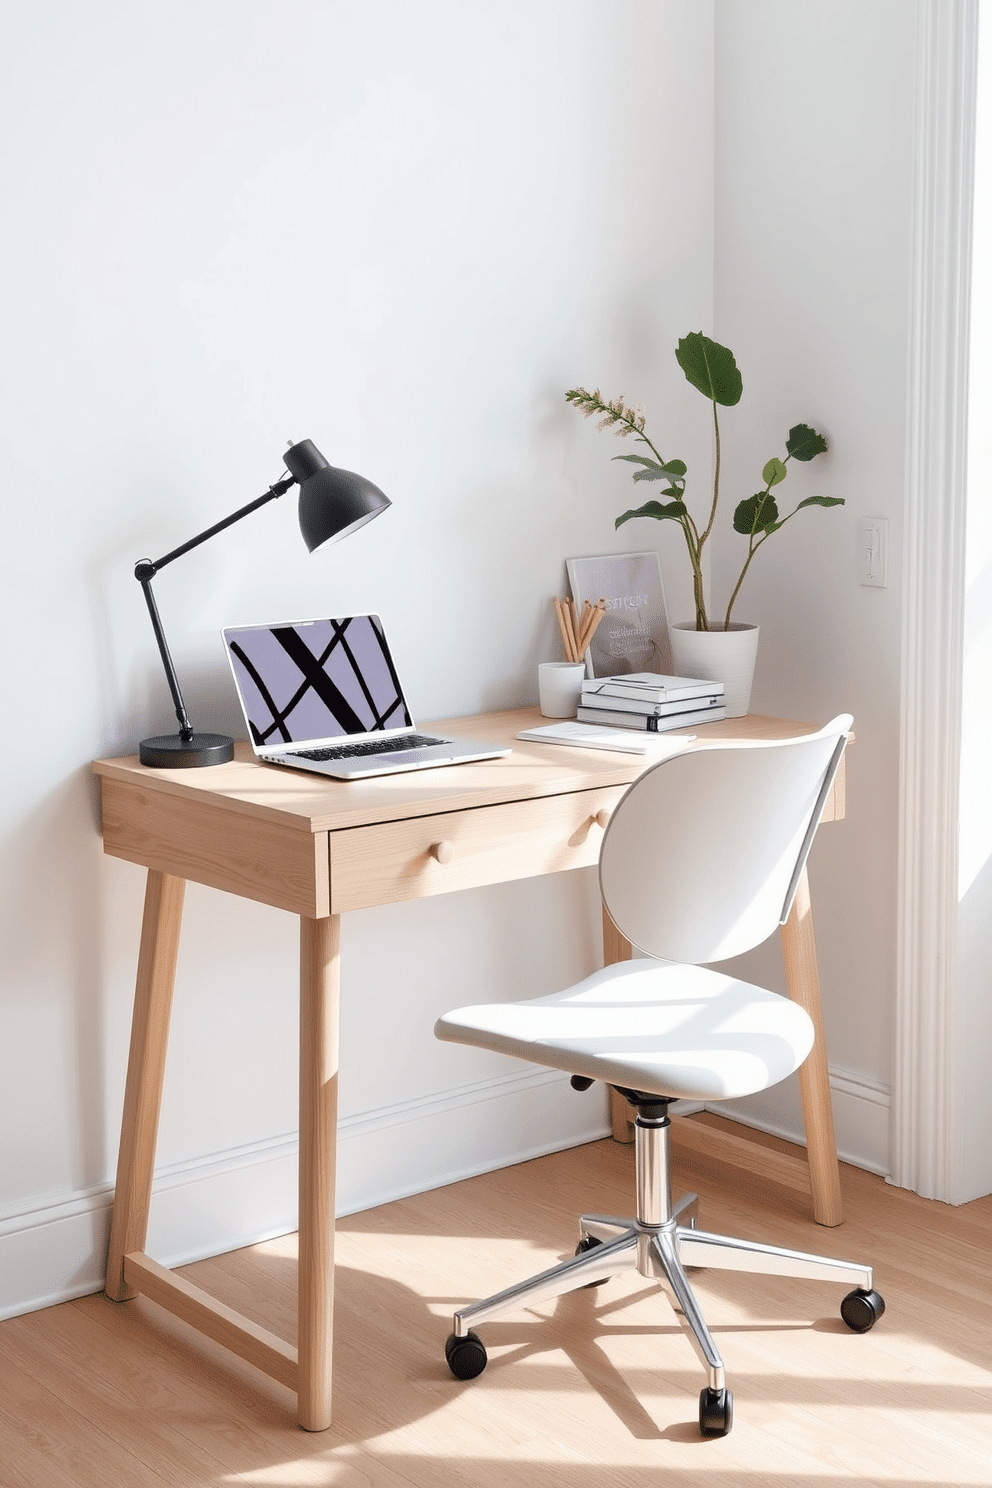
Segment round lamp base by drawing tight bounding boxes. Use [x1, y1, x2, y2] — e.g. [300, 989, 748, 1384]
[139, 733, 235, 768]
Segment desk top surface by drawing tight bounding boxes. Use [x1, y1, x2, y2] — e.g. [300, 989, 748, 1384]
[93, 708, 828, 836]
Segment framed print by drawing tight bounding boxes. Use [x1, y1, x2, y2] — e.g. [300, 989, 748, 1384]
[566, 550, 671, 679]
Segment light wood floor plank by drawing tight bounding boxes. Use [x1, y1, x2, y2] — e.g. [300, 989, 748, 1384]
[2, 1128, 991, 1487]
[0, 1333, 178, 1488]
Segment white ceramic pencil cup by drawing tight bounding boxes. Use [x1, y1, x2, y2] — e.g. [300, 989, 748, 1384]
[538, 661, 586, 718]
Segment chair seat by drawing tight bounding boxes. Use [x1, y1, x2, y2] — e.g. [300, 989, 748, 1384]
[435, 958, 815, 1102]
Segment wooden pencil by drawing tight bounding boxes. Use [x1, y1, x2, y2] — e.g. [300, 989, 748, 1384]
[563, 600, 580, 661]
[552, 597, 575, 661]
[577, 598, 606, 655]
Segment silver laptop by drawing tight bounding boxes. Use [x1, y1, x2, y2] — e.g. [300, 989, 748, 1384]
[222, 613, 510, 780]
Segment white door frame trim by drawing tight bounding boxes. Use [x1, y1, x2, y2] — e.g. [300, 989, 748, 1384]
[893, 0, 979, 1198]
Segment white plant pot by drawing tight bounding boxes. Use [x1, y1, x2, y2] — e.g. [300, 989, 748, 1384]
[668, 621, 759, 719]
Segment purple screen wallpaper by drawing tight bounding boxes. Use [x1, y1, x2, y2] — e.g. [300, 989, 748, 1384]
[224, 615, 412, 745]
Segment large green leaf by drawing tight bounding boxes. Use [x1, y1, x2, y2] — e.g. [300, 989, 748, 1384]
[675, 332, 743, 407]
[633, 473, 685, 490]
[733, 493, 780, 535]
[763, 457, 788, 487]
[613, 454, 688, 479]
[615, 500, 688, 528]
[786, 424, 828, 462]
[613, 454, 665, 471]
[795, 495, 845, 510]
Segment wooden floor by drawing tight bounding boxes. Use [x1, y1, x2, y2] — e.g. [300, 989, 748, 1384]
[2, 1119, 992, 1488]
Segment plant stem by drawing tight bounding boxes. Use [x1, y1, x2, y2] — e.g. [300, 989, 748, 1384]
[679, 518, 706, 630]
[700, 401, 722, 545]
[694, 570, 708, 630]
[632, 429, 668, 466]
[723, 539, 761, 630]
[689, 401, 722, 628]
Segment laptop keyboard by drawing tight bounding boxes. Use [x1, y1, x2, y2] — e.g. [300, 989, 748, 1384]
[286, 734, 449, 762]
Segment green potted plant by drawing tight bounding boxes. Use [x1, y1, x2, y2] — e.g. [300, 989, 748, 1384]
[566, 332, 843, 714]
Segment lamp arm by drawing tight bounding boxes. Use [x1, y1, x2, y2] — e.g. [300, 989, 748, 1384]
[136, 570, 195, 741]
[133, 473, 297, 745]
[142, 474, 297, 576]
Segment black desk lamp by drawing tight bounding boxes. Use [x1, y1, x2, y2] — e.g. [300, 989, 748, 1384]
[135, 438, 391, 768]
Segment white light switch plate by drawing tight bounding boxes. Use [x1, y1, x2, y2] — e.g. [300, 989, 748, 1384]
[859, 516, 888, 587]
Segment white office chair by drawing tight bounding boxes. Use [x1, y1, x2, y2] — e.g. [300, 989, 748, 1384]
[435, 716, 883, 1437]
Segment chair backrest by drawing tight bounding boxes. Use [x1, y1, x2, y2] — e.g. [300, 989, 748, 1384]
[598, 715, 853, 965]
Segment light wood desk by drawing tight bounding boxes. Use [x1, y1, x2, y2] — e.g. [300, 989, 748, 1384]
[94, 707, 847, 1431]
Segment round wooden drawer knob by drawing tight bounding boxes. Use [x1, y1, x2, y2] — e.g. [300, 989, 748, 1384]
[594, 809, 611, 829]
[430, 840, 454, 864]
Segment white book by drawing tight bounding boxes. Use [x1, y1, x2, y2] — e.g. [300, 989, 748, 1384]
[576, 703, 726, 733]
[578, 689, 725, 718]
[582, 671, 725, 705]
[516, 721, 696, 756]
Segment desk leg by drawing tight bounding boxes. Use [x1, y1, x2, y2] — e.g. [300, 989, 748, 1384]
[297, 914, 340, 1432]
[781, 866, 844, 1227]
[106, 870, 186, 1301]
[602, 904, 636, 1144]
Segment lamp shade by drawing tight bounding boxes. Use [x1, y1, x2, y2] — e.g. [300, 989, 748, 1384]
[284, 438, 391, 553]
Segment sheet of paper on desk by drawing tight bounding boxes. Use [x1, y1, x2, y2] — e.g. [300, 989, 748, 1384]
[516, 721, 696, 755]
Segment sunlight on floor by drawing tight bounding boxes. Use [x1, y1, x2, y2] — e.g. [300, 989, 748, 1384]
[225, 1241, 992, 1486]
[181, 1166, 992, 1488]
[225, 1458, 382, 1487]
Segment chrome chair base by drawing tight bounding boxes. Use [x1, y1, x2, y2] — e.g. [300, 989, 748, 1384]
[447, 1107, 881, 1432]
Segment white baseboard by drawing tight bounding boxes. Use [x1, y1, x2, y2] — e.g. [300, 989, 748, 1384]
[1, 1064, 888, 1323]
[0, 1068, 608, 1322]
[0, 1132, 300, 1323]
[711, 1065, 891, 1176]
[336, 1065, 609, 1215]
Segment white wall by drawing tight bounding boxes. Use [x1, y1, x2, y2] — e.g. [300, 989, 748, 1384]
[6, 0, 979, 1323]
[0, 0, 717, 1317]
[700, 0, 917, 1167]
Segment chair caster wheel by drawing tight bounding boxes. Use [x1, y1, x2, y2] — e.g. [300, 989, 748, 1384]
[699, 1386, 733, 1437]
[574, 1234, 608, 1288]
[445, 1329, 488, 1379]
[840, 1287, 885, 1333]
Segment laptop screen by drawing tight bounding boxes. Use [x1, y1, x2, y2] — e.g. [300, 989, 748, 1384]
[223, 614, 413, 747]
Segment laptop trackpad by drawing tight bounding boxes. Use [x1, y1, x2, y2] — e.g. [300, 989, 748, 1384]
[341, 745, 456, 774]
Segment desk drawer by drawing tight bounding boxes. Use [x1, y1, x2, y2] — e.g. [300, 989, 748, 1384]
[328, 786, 628, 913]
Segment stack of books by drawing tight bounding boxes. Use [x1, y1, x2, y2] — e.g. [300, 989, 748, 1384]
[578, 672, 726, 732]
